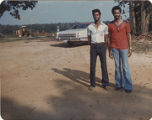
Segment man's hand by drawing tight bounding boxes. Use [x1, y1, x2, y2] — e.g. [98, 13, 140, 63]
[128, 48, 132, 57]
[109, 50, 113, 59]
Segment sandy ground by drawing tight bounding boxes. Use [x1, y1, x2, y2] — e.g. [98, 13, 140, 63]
[0, 38, 152, 120]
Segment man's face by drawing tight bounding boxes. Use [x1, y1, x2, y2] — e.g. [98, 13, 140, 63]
[93, 12, 101, 22]
[113, 9, 121, 19]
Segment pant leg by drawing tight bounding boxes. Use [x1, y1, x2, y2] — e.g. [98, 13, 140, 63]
[112, 48, 123, 88]
[98, 44, 109, 85]
[90, 44, 98, 86]
[119, 57, 124, 87]
[120, 49, 132, 90]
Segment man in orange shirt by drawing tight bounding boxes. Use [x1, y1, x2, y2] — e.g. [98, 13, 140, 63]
[108, 6, 133, 93]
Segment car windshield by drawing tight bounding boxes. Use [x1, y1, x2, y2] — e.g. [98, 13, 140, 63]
[71, 24, 89, 29]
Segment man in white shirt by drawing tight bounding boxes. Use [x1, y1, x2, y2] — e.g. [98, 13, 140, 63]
[87, 9, 109, 90]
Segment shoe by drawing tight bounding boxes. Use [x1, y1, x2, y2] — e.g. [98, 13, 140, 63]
[88, 85, 95, 91]
[115, 87, 123, 91]
[125, 89, 132, 93]
[101, 84, 107, 89]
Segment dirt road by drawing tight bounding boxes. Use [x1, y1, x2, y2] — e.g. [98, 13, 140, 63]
[1, 38, 152, 120]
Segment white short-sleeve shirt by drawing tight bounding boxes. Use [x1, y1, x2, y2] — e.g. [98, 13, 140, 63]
[87, 22, 108, 43]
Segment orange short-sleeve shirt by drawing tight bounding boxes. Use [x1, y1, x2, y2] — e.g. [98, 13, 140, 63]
[108, 20, 131, 49]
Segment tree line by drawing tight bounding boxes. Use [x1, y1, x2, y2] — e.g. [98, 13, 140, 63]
[117, 0, 152, 35]
[0, 23, 77, 36]
[0, 0, 152, 36]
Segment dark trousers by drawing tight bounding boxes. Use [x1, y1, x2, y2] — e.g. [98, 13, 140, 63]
[90, 43, 109, 86]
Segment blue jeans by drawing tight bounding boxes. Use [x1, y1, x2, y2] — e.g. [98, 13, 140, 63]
[112, 48, 132, 90]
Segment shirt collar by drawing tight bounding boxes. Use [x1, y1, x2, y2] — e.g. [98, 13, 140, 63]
[92, 21, 103, 26]
[111, 19, 125, 24]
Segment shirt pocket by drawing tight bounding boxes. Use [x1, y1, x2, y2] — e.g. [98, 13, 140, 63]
[111, 27, 115, 32]
[98, 29, 104, 36]
[91, 29, 97, 34]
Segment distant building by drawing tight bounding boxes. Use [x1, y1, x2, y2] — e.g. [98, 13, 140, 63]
[57, 26, 60, 32]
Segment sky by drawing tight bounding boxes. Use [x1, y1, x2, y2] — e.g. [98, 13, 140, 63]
[0, 1, 129, 25]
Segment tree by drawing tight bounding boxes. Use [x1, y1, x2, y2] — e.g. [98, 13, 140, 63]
[0, 1, 37, 20]
[140, 1, 152, 34]
[129, 0, 136, 34]
[116, 0, 152, 35]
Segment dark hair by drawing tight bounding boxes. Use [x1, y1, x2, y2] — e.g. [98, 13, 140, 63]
[112, 6, 121, 14]
[92, 9, 101, 15]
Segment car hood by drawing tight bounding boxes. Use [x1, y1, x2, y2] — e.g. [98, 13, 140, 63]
[57, 29, 86, 34]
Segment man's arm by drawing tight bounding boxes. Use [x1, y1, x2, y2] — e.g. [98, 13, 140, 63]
[87, 27, 91, 45]
[126, 22, 132, 57]
[127, 32, 132, 57]
[108, 32, 113, 59]
[104, 34, 108, 48]
[88, 35, 91, 45]
[104, 25, 109, 48]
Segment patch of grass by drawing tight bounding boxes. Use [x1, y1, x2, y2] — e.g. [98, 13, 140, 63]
[0, 36, 51, 43]
[132, 42, 152, 53]
[0, 37, 25, 43]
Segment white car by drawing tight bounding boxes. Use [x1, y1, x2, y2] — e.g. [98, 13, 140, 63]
[56, 23, 90, 43]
